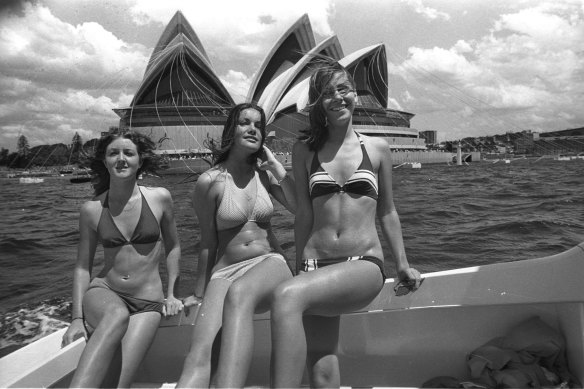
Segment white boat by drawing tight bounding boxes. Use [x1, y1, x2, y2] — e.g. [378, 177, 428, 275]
[18, 177, 44, 184]
[2, 242, 583, 388]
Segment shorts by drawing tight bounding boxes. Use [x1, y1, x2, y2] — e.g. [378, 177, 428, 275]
[302, 255, 387, 283]
[210, 252, 288, 282]
[87, 278, 164, 316]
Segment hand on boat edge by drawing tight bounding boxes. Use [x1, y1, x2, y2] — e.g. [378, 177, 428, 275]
[163, 295, 184, 317]
[395, 267, 423, 295]
[61, 320, 87, 348]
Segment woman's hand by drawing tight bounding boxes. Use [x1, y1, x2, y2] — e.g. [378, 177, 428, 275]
[258, 146, 287, 181]
[61, 319, 87, 348]
[163, 296, 184, 317]
[181, 294, 203, 317]
[397, 267, 423, 290]
[182, 294, 203, 308]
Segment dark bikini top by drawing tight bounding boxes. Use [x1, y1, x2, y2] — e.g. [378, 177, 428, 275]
[309, 133, 378, 201]
[98, 188, 161, 248]
[215, 170, 273, 231]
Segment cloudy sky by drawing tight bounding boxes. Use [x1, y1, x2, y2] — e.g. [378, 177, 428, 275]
[1, 0, 583, 150]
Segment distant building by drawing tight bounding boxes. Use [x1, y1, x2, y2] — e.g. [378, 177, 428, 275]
[516, 127, 584, 155]
[419, 130, 437, 146]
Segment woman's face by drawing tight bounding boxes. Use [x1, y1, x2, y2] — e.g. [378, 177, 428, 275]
[321, 72, 356, 125]
[104, 137, 142, 179]
[233, 108, 263, 153]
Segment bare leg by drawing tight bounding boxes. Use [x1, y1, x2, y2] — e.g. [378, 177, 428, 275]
[115, 311, 161, 388]
[175, 278, 231, 388]
[69, 288, 130, 388]
[271, 260, 383, 388]
[305, 315, 340, 388]
[215, 257, 292, 388]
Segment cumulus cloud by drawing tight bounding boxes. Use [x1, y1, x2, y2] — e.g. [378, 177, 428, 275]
[401, 0, 450, 21]
[220, 70, 252, 103]
[0, 3, 150, 149]
[392, 0, 584, 136]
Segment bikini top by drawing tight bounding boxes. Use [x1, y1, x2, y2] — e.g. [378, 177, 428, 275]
[309, 133, 378, 201]
[215, 170, 273, 231]
[98, 188, 161, 248]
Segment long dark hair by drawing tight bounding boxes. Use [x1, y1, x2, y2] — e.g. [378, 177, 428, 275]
[212, 103, 267, 165]
[299, 56, 356, 151]
[87, 131, 161, 196]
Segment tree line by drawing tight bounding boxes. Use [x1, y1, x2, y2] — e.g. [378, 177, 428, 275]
[0, 132, 100, 170]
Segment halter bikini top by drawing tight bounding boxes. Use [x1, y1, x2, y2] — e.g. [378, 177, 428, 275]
[215, 170, 273, 231]
[98, 188, 161, 248]
[309, 133, 378, 201]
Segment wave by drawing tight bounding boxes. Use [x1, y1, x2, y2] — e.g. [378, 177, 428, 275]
[0, 297, 71, 358]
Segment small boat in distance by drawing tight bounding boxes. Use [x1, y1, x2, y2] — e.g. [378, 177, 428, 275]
[1, 242, 583, 388]
[69, 170, 91, 184]
[19, 177, 44, 184]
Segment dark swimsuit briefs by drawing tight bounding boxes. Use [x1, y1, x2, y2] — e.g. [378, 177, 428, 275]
[306, 133, 387, 283]
[89, 188, 164, 316]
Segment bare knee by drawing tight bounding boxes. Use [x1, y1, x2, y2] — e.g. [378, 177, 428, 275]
[272, 282, 305, 318]
[223, 281, 254, 315]
[310, 355, 339, 388]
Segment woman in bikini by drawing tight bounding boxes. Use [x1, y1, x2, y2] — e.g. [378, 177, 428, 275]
[61, 131, 183, 388]
[270, 58, 422, 388]
[176, 103, 295, 388]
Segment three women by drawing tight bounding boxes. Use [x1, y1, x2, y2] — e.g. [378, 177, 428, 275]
[64, 59, 419, 387]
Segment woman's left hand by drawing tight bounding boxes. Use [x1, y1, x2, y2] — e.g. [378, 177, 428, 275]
[163, 296, 184, 317]
[258, 146, 286, 180]
[397, 267, 423, 290]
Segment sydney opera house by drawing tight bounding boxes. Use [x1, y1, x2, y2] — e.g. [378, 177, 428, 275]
[114, 11, 428, 173]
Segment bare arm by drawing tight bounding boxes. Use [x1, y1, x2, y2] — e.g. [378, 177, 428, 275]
[292, 142, 313, 272]
[374, 139, 420, 286]
[159, 187, 183, 316]
[62, 201, 98, 347]
[185, 172, 219, 306]
[259, 145, 296, 213]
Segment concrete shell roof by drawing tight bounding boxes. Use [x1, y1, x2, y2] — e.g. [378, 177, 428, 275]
[131, 14, 233, 107]
[273, 43, 388, 118]
[146, 11, 210, 73]
[247, 14, 316, 103]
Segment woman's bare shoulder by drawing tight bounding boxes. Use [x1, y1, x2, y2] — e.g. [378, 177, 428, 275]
[194, 167, 226, 199]
[361, 133, 390, 151]
[79, 196, 103, 222]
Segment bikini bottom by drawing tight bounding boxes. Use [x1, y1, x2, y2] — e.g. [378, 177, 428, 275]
[302, 255, 387, 283]
[210, 252, 288, 282]
[87, 277, 164, 316]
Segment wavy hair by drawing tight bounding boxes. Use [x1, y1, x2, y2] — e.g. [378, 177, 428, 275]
[212, 103, 267, 166]
[299, 55, 356, 151]
[86, 131, 161, 196]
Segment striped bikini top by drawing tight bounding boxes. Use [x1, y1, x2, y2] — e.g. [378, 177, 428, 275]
[309, 133, 378, 201]
[215, 170, 273, 231]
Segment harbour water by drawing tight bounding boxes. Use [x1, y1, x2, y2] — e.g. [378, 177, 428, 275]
[1, 159, 583, 357]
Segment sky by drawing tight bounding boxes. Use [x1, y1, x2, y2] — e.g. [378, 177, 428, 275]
[0, 0, 583, 151]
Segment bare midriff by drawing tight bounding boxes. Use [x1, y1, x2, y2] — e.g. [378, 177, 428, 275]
[214, 221, 274, 271]
[96, 240, 164, 301]
[304, 194, 382, 260]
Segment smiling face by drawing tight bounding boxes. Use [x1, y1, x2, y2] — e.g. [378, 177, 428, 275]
[104, 137, 142, 179]
[321, 72, 357, 126]
[233, 108, 263, 154]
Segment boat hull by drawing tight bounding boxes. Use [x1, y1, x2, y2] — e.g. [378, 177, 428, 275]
[2, 243, 584, 388]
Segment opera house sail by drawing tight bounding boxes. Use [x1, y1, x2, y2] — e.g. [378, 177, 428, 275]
[114, 11, 427, 174]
